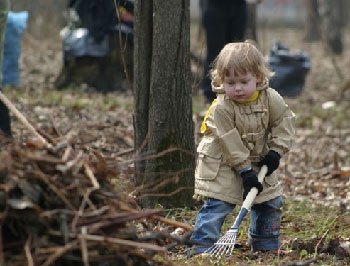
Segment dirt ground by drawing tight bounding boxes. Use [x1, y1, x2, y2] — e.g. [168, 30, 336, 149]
[3, 25, 350, 265]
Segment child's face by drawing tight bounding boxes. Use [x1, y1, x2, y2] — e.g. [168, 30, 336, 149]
[223, 70, 259, 102]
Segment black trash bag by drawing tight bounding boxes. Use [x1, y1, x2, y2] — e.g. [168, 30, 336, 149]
[268, 41, 311, 97]
[62, 0, 134, 64]
[62, 28, 109, 65]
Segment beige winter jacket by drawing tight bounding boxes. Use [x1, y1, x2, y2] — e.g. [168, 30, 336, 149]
[194, 81, 295, 205]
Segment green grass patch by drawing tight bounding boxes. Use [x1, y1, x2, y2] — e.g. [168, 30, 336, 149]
[170, 197, 349, 265]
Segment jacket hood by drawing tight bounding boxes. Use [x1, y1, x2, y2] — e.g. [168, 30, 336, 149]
[257, 79, 269, 91]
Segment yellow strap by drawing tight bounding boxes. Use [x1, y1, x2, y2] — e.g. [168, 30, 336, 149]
[200, 99, 217, 134]
[200, 91, 259, 134]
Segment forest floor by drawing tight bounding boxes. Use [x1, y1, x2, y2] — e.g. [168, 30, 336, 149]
[2, 26, 350, 265]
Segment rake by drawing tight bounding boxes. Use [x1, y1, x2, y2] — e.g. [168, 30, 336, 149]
[206, 165, 268, 256]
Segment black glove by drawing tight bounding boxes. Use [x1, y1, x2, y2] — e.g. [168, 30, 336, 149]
[257, 150, 281, 176]
[240, 169, 263, 200]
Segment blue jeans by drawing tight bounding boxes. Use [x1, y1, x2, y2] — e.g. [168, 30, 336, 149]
[188, 196, 283, 254]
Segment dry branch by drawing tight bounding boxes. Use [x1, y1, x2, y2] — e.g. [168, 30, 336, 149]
[0, 135, 192, 265]
[0, 91, 52, 149]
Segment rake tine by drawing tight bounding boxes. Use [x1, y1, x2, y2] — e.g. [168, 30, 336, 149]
[207, 230, 238, 256]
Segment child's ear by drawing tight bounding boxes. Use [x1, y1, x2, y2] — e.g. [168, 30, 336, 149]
[256, 75, 263, 83]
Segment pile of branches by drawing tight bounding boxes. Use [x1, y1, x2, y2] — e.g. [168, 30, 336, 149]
[0, 134, 191, 266]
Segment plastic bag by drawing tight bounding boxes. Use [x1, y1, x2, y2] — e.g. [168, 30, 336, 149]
[62, 27, 109, 64]
[2, 11, 29, 86]
[267, 41, 311, 97]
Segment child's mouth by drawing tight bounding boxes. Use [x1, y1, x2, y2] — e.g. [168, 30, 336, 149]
[235, 95, 246, 100]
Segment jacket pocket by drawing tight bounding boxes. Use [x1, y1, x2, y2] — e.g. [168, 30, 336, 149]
[195, 153, 222, 180]
[264, 172, 278, 186]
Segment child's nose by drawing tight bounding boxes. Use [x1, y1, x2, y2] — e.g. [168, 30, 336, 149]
[234, 84, 242, 91]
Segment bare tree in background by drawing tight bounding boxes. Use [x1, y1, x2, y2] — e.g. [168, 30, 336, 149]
[246, 1, 258, 41]
[10, 0, 66, 39]
[133, 0, 195, 208]
[304, 0, 347, 55]
[304, 0, 321, 41]
[318, 0, 344, 54]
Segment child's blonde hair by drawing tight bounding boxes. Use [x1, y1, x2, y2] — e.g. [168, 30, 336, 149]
[210, 41, 274, 86]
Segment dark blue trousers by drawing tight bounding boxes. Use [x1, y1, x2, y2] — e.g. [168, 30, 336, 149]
[202, 0, 247, 102]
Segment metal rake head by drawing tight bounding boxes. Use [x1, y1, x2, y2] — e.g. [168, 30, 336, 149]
[206, 230, 238, 256]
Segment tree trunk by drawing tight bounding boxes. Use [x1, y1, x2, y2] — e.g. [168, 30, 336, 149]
[318, 0, 343, 54]
[246, 3, 258, 42]
[134, 0, 195, 208]
[338, 0, 349, 28]
[304, 0, 321, 41]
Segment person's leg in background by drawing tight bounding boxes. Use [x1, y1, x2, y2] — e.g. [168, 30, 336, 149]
[201, 0, 230, 103]
[227, 0, 247, 42]
[201, 0, 247, 103]
[0, 0, 11, 138]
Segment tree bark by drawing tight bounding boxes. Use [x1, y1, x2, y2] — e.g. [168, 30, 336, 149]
[246, 3, 258, 42]
[134, 0, 195, 208]
[134, 0, 152, 173]
[318, 0, 343, 54]
[304, 0, 321, 41]
[304, 0, 345, 54]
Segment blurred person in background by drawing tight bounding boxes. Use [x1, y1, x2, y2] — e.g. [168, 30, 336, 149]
[0, 0, 11, 138]
[201, 0, 248, 103]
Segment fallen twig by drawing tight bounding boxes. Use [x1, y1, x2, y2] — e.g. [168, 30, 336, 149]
[314, 216, 339, 258]
[0, 91, 52, 149]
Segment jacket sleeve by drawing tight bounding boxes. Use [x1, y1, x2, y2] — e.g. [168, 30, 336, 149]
[267, 89, 296, 156]
[205, 100, 251, 171]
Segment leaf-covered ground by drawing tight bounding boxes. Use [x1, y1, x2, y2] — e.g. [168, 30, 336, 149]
[3, 27, 350, 265]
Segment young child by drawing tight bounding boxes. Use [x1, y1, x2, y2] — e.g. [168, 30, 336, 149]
[188, 41, 295, 256]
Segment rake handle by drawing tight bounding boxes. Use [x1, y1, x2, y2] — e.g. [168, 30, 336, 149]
[229, 165, 268, 231]
[229, 165, 268, 230]
[242, 165, 268, 210]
